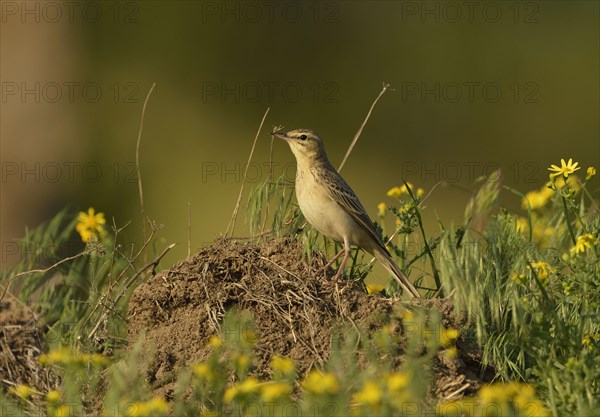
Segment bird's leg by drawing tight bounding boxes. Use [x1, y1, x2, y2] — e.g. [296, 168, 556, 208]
[333, 244, 351, 283]
[322, 248, 345, 272]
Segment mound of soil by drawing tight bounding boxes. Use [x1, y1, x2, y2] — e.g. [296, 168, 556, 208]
[127, 237, 487, 401]
[0, 295, 59, 395]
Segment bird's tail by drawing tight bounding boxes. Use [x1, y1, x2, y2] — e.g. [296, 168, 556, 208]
[373, 248, 420, 298]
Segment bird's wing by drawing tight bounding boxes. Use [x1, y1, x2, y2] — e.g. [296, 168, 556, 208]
[317, 165, 388, 252]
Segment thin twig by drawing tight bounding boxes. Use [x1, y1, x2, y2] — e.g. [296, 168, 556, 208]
[187, 202, 192, 258]
[0, 252, 86, 304]
[227, 107, 270, 236]
[87, 243, 176, 340]
[77, 224, 159, 338]
[136, 82, 156, 249]
[339, 82, 391, 172]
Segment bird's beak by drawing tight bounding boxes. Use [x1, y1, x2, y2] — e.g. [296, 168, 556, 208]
[272, 131, 290, 141]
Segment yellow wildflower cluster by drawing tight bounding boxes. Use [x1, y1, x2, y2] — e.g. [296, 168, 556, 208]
[260, 381, 292, 402]
[377, 202, 387, 218]
[515, 215, 563, 248]
[440, 327, 459, 347]
[126, 397, 169, 417]
[75, 207, 107, 243]
[302, 370, 340, 395]
[51, 405, 72, 417]
[38, 347, 109, 367]
[387, 182, 425, 199]
[438, 382, 551, 417]
[223, 377, 260, 402]
[582, 333, 600, 352]
[11, 384, 36, 400]
[353, 380, 382, 406]
[570, 233, 598, 256]
[352, 371, 412, 410]
[192, 363, 215, 381]
[521, 186, 554, 210]
[529, 261, 555, 281]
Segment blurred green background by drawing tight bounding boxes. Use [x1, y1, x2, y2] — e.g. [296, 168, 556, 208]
[1, 1, 598, 269]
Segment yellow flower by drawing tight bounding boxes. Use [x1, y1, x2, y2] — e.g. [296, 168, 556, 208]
[39, 347, 70, 365]
[587, 166, 597, 180]
[401, 310, 414, 321]
[444, 347, 458, 359]
[302, 371, 340, 395]
[224, 377, 259, 402]
[440, 328, 459, 347]
[127, 397, 168, 416]
[511, 272, 527, 285]
[570, 233, 598, 256]
[12, 384, 35, 400]
[260, 381, 292, 402]
[387, 186, 403, 198]
[271, 356, 295, 376]
[144, 397, 168, 414]
[46, 390, 62, 403]
[582, 334, 599, 351]
[53, 405, 71, 417]
[366, 283, 385, 294]
[530, 261, 554, 280]
[548, 158, 580, 179]
[416, 187, 425, 198]
[515, 217, 529, 234]
[553, 175, 581, 191]
[207, 335, 222, 349]
[521, 187, 554, 210]
[387, 182, 417, 199]
[387, 372, 409, 393]
[236, 354, 251, 371]
[377, 202, 387, 218]
[76, 207, 107, 242]
[193, 363, 214, 380]
[533, 224, 556, 246]
[353, 380, 382, 406]
[471, 383, 552, 417]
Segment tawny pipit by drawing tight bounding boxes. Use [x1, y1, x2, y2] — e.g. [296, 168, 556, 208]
[274, 128, 420, 298]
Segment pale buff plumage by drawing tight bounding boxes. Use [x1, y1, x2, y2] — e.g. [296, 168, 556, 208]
[274, 128, 419, 298]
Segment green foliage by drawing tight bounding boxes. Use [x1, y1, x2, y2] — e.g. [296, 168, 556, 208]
[0, 206, 165, 353]
[439, 170, 599, 416]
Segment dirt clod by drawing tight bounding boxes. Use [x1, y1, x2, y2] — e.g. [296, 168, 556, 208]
[127, 237, 487, 400]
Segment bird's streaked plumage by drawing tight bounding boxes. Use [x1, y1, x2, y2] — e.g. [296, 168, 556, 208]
[273, 128, 419, 298]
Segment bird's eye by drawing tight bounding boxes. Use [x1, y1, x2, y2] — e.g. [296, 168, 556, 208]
[300, 134, 308, 140]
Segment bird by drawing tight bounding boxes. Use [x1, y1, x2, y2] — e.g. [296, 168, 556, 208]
[272, 128, 420, 298]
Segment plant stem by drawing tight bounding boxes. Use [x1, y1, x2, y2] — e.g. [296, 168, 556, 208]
[561, 195, 577, 245]
[404, 181, 441, 294]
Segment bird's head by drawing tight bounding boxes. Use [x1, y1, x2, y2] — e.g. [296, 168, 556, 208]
[272, 128, 326, 162]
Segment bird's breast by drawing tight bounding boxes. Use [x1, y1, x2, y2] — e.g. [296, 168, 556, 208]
[295, 166, 358, 244]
